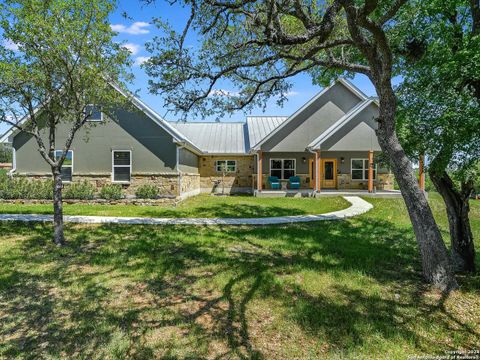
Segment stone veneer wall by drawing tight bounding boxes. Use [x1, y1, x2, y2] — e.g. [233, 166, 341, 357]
[20, 173, 203, 198]
[179, 173, 201, 198]
[198, 155, 255, 193]
[25, 173, 181, 196]
[337, 173, 394, 190]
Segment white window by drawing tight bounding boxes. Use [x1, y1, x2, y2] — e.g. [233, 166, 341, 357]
[54, 150, 73, 182]
[112, 150, 131, 183]
[85, 104, 103, 122]
[351, 158, 377, 181]
[215, 160, 236, 173]
[270, 159, 295, 180]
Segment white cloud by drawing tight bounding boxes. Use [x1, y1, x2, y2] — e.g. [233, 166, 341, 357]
[123, 43, 141, 55]
[134, 56, 151, 66]
[209, 89, 239, 97]
[111, 21, 150, 35]
[2, 39, 19, 52]
[285, 90, 299, 97]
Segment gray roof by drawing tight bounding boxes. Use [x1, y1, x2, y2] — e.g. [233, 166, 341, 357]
[169, 122, 248, 154]
[169, 117, 289, 154]
[246, 116, 288, 148]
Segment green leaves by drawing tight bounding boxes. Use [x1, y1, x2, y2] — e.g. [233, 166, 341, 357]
[396, 0, 480, 183]
[0, 0, 133, 168]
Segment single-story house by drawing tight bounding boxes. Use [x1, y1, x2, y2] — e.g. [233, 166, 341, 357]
[0, 78, 395, 198]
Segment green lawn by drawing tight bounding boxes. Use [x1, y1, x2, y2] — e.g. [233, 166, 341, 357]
[0, 196, 479, 359]
[0, 194, 349, 218]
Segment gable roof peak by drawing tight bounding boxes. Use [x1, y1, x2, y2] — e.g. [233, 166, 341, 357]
[249, 77, 368, 151]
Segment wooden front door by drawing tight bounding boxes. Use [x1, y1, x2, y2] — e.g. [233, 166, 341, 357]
[321, 159, 337, 188]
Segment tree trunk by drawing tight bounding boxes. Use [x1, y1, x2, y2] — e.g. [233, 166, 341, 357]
[52, 169, 66, 246]
[375, 83, 458, 291]
[430, 171, 476, 273]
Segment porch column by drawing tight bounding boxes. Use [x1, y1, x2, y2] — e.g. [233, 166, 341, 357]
[315, 150, 321, 192]
[419, 155, 425, 191]
[257, 151, 263, 191]
[368, 150, 374, 193]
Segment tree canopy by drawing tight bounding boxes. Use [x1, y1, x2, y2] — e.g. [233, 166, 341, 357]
[396, 0, 480, 179]
[144, 0, 406, 119]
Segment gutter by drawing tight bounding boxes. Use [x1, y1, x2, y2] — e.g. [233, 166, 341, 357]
[176, 144, 184, 197]
[8, 147, 16, 176]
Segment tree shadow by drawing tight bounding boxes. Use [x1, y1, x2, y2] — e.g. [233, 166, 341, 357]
[0, 215, 478, 358]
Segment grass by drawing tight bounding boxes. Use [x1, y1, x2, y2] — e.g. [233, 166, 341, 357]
[0, 196, 479, 359]
[0, 194, 349, 218]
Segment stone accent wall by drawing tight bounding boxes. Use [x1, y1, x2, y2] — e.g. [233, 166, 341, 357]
[377, 173, 395, 190]
[26, 173, 180, 196]
[337, 173, 394, 190]
[198, 155, 254, 193]
[86, 174, 180, 196]
[179, 173, 200, 198]
[2, 198, 178, 206]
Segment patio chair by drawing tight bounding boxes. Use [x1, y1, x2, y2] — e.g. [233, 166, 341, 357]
[289, 176, 301, 189]
[268, 176, 281, 190]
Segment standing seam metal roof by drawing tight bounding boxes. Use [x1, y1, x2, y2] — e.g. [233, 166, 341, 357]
[169, 117, 289, 154]
[246, 116, 288, 150]
[169, 122, 248, 154]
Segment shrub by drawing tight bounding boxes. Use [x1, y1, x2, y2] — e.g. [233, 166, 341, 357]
[135, 184, 159, 199]
[0, 174, 53, 199]
[0, 144, 12, 163]
[63, 181, 96, 200]
[99, 184, 123, 200]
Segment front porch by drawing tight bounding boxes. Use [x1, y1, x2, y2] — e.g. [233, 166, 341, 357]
[253, 150, 426, 195]
[254, 189, 403, 198]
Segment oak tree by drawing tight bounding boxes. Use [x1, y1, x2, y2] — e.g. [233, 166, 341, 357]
[144, 0, 458, 290]
[396, 0, 480, 272]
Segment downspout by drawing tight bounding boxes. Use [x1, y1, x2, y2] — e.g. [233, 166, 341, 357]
[176, 145, 183, 198]
[8, 146, 16, 177]
[254, 152, 258, 193]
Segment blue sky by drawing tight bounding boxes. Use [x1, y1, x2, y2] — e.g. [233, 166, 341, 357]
[110, 0, 381, 122]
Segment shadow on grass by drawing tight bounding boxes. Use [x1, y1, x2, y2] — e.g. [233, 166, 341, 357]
[0, 196, 350, 218]
[0, 217, 478, 358]
[139, 203, 317, 219]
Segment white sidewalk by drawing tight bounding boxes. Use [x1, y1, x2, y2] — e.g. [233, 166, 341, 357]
[0, 196, 373, 226]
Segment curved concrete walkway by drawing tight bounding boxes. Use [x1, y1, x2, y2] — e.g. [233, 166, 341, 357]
[0, 196, 372, 226]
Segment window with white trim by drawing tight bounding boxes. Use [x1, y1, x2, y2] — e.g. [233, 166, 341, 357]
[270, 159, 295, 180]
[112, 150, 131, 183]
[85, 104, 103, 122]
[215, 160, 236, 173]
[54, 150, 73, 182]
[351, 159, 377, 180]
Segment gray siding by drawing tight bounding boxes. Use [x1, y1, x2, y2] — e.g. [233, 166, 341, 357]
[321, 103, 381, 151]
[13, 108, 178, 175]
[262, 82, 363, 152]
[178, 148, 199, 174]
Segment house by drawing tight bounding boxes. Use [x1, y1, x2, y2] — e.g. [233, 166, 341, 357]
[0, 78, 395, 198]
